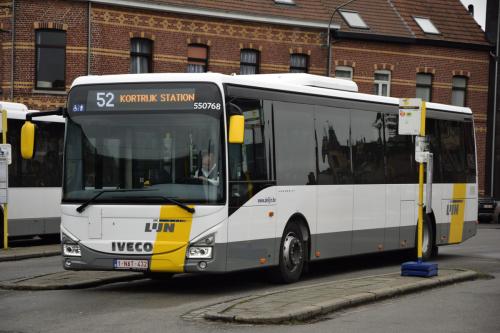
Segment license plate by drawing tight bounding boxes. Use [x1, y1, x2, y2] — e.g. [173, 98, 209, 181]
[484, 204, 493, 209]
[114, 259, 148, 270]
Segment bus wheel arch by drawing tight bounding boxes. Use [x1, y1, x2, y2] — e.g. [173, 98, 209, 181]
[417, 208, 437, 260]
[427, 209, 439, 258]
[0, 207, 4, 248]
[273, 214, 310, 283]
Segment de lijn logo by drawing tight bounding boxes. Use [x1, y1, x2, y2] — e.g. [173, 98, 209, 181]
[446, 200, 462, 216]
[145, 219, 186, 233]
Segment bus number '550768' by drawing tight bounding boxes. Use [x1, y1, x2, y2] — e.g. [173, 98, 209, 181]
[194, 102, 221, 110]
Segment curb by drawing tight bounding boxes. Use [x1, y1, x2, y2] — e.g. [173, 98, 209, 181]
[0, 250, 61, 262]
[0, 272, 144, 290]
[204, 270, 478, 324]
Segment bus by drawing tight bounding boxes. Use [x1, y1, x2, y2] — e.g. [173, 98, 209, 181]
[24, 73, 476, 282]
[0, 102, 64, 247]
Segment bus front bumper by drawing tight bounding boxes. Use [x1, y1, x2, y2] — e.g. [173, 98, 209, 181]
[62, 240, 227, 274]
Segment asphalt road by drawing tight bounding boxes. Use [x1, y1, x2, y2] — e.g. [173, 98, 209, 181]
[0, 225, 498, 333]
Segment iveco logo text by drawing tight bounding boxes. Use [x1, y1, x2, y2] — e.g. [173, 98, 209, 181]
[257, 197, 276, 204]
[145, 219, 185, 233]
[111, 242, 153, 252]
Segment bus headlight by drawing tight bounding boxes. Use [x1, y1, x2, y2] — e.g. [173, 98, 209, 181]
[187, 246, 212, 259]
[63, 244, 81, 257]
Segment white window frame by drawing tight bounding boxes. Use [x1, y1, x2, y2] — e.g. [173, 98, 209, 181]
[373, 70, 391, 96]
[335, 66, 353, 80]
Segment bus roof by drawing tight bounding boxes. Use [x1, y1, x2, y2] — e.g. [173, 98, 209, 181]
[0, 101, 64, 122]
[71, 73, 473, 115]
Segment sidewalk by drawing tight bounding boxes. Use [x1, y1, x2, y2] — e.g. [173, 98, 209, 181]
[197, 268, 478, 324]
[0, 244, 61, 262]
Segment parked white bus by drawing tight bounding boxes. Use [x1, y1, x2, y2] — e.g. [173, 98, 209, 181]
[0, 102, 64, 247]
[23, 73, 476, 282]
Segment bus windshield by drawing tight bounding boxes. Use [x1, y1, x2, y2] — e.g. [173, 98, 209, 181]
[63, 82, 224, 205]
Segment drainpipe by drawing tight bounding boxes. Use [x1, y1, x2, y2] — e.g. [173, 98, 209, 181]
[491, 3, 500, 197]
[87, 1, 92, 75]
[10, 0, 15, 100]
[326, 0, 357, 77]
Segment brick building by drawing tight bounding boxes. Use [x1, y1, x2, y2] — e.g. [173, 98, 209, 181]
[0, 0, 491, 192]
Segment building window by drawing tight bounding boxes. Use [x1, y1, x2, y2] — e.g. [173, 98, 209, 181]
[335, 66, 353, 80]
[413, 16, 440, 35]
[35, 30, 66, 90]
[240, 49, 259, 75]
[451, 76, 467, 106]
[416, 73, 432, 101]
[373, 70, 391, 96]
[290, 54, 308, 73]
[339, 10, 369, 29]
[130, 38, 153, 74]
[187, 44, 208, 73]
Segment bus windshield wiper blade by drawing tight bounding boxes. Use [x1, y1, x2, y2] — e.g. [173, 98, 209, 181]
[76, 189, 158, 213]
[109, 195, 195, 214]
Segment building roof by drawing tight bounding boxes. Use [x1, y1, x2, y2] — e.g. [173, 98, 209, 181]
[87, 0, 489, 46]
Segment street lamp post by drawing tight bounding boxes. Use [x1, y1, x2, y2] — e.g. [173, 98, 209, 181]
[326, 0, 358, 77]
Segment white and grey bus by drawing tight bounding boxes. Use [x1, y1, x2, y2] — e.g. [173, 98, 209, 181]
[0, 102, 64, 247]
[22, 73, 477, 282]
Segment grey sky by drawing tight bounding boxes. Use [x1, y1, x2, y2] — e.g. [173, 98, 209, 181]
[460, 0, 486, 30]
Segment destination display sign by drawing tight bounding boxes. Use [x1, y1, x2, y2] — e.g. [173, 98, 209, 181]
[87, 88, 199, 112]
[68, 83, 222, 114]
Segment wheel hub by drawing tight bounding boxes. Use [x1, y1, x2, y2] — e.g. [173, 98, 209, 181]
[283, 232, 303, 271]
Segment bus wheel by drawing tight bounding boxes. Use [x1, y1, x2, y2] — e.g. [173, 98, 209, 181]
[420, 215, 435, 261]
[0, 212, 4, 248]
[274, 222, 306, 283]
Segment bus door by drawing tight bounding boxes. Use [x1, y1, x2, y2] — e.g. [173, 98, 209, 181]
[227, 99, 277, 270]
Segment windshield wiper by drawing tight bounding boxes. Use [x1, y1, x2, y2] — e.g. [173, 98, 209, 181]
[76, 189, 158, 213]
[107, 195, 195, 214]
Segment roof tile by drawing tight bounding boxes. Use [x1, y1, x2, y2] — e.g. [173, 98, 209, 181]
[111, 0, 489, 45]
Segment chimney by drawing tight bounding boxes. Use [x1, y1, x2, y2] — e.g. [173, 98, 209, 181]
[468, 4, 474, 16]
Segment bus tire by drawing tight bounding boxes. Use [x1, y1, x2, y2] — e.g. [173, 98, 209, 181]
[0, 211, 4, 249]
[419, 214, 435, 261]
[273, 222, 306, 284]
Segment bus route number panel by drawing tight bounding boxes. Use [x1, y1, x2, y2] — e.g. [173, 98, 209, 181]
[113, 259, 149, 270]
[76, 88, 221, 112]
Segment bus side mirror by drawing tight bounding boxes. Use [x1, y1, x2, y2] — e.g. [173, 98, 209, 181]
[228, 115, 244, 144]
[21, 121, 35, 159]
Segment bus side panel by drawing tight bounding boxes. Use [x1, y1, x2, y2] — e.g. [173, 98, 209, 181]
[227, 186, 277, 271]
[399, 184, 417, 249]
[315, 185, 353, 259]
[351, 184, 386, 255]
[438, 183, 477, 245]
[8, 187, 61, 237]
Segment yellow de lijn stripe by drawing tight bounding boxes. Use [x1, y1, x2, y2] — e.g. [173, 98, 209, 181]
[448, 184, 466, 244]
[150, 205, 194, 272]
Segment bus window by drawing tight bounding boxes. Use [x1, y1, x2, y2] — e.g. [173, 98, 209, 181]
[228, 98, 274, 210]
[463, 121, 476, 183]
[315, 105, 351, 184]
[273, 101, 316, 186]
[439, 120, 466, 183]
[8, 118, 64, 187]
[384, 113, 417, 184]
[351, 110, 385, 184]
[426, 118, 442, 183]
